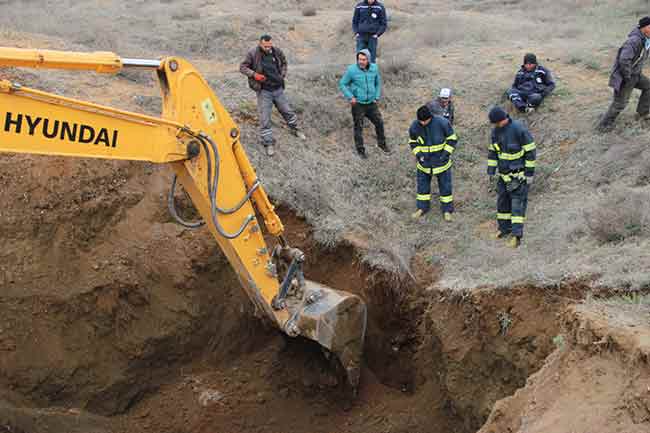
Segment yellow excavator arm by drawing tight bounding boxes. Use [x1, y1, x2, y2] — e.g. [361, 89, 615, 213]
[0, 47, 366, 390]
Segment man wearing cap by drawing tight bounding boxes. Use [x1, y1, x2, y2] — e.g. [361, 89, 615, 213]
[339, 49, 388, 159]
[427, 88, 455, 125]
[598, 16, 650, 131]
[409, 106, 458, 222]
[240, 34, 306, 156]
[352, 0, 387, 63]
[507, 53, 555, 113]
[487, 106, 536, 248]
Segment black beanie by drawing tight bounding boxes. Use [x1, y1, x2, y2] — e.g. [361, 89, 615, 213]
[488, 106, 507, 124]
[523, 53, 537, 65]
[417, 105, 433, 122]
[639, 16, 650, 29]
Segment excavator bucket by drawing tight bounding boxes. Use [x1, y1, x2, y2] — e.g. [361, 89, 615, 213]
[282, 280, 367, 390]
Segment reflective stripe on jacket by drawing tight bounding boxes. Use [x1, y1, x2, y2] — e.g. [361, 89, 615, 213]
[409, 116, 458, 174]
[487, 118, 536, 179]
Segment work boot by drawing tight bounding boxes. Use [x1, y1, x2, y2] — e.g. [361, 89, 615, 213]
[378, 142, 391, 154]
[443, 212, 454, 222]
[492, 230, 511, 240]
[356, 147, 368, 159]
[411, 209, 425, 220]
[266, 145, 275, 156]
[525, 106, 535, 114]
[290, 127, 307, 140]
[506, 236, 521, 248]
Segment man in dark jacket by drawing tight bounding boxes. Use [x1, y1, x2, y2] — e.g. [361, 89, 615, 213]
[240, 34, 305, 156]
[598, 17, 650, 131]
[352, 0, 387, 63]
[487, 107, 536, 248]
[507, 53, 555, 113]
[427, 88, 455, 125]
[409, 106, 458, 222]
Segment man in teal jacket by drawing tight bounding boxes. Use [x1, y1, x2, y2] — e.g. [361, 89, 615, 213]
[339, 49, 388, 158]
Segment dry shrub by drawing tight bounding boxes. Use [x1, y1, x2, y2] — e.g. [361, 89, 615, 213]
[585, 188, 650, 243]
[302, 7, 317, 17]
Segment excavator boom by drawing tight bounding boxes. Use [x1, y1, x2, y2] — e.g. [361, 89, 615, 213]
[0, 47, 366, 390]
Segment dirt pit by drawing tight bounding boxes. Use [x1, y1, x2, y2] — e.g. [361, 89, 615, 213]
[1, 207, 648, 433]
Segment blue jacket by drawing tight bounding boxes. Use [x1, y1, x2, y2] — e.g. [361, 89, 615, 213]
[352, 1, 387, 36]
[409, 116, 458, 174]
[488, 118, 536, 178]
[512, 65, 555, 96]
[339, 62, 382, 104]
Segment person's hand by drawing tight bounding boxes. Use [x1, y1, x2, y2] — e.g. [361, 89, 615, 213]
[354, 33, 360, 39]
[372, 34, 378, 38]
[526, 176, 534, 186]
[487, 174, 496, 192]
[350, 97, 357, 106]
[253, 73, 266, 82]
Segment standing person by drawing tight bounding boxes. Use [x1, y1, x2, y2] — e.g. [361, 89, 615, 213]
[487, 107, 536, 248]
[427, 88, 455, 125]
[409, 106, 458, 222]
[240, 34, 306, 156]
[352, 0, 387, 63]
[507, 53, 555, 113]
[598, 16, 650, 132]
[339, 49, 389, 159]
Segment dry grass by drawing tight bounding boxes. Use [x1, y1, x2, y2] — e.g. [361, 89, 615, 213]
[3, 0, 650, 289]
[585, 188, 650, 244]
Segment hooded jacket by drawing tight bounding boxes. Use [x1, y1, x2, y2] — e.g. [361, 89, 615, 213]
[352, 1, 387, 36]
[339, 49, 382, 104]
[240, 46, 288, 92]
[609, 27, 650, 92]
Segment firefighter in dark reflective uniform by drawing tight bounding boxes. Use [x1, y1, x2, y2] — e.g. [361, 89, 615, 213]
[487, 107, 536, 248]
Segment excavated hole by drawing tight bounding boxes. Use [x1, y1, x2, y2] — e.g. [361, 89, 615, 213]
[1, 207, 598, 433]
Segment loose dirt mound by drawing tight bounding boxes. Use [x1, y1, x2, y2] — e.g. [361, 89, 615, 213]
[479, 298, 650, 433]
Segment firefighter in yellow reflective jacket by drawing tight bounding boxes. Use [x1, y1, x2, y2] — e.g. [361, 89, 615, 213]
[409, 105, 458, 222]
[487, 107, 536, 248]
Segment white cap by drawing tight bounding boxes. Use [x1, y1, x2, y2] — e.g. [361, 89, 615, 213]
[439, 88, 451, 98]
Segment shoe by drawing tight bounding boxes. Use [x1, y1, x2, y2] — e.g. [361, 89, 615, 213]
[637, 112, 650, 120]
[525, 106, 535, 114]
[596, 122, 614, 133]
[290, 128, 307, 140]
[443, 212, 454, 222]
[378, 142, 391, 154]
[356, 147, 368, 159]
[411, 209, 425, 220]
[506, 236, 521, 248]
[492, 231, 511, 240]
[266, 145, 275, 156]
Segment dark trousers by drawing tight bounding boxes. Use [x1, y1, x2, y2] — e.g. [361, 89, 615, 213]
[351, 102, 385, 151]
[600, 74, 650, 127]
[416, 168, 454, 213]
[355, 35, 378, 63]
[507, 88, 544, 111]
[496, 178, 529, 238]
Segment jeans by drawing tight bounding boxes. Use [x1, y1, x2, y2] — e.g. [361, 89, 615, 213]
[257, 88, 298, 145]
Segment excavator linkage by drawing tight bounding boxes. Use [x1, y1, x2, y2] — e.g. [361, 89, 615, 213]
[0, 47, 368, 392]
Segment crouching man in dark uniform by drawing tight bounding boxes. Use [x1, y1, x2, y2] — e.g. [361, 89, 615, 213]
[507, 53, 555, 113]
[487, 107, 536, 248]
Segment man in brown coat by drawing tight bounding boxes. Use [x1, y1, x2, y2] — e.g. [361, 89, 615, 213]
[598, 17, 650, 131]
[240, 34, 305, 156]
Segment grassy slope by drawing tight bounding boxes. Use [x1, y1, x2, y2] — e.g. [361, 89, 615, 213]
[1, 0, 649, 289]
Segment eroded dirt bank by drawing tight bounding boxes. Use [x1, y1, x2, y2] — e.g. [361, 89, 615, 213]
[1, 201, 647, 433]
